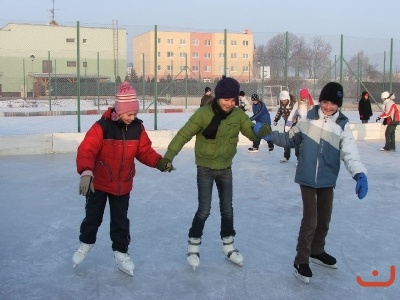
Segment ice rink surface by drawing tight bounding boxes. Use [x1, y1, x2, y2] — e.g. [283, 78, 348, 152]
[0, 140, 399, 299]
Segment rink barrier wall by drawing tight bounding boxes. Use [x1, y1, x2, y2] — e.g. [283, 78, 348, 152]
[0, 123, 397, 156]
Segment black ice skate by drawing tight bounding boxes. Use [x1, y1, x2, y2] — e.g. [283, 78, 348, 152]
[310, 252, 337, 269]
[294, 263, 312, 284]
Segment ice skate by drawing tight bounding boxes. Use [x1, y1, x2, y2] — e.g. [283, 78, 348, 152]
[280, 157, 288, 163]
[248, 147, 259, 153]
[72, 242, 93, 268]
[114, 251, 135, 276]
[310, 252, 337, 269]
[187, 237, 201, 270]
[222, 236, 243, 267]
[294, 263, 312, 284]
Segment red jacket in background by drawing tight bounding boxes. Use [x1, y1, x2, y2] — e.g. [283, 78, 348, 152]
[76, 108, 161, 196]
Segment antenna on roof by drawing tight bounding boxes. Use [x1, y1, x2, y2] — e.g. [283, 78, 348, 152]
[48, 0, 59, 25]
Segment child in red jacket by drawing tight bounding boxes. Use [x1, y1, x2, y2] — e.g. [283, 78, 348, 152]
[73, 81, 174, 276]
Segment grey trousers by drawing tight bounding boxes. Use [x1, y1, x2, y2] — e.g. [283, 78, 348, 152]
[294, 185, 333, 265]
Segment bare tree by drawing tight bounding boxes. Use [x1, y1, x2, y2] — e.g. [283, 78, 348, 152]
[347, 51, 381, 82]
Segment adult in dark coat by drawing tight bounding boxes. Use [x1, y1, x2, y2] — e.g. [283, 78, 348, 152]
[358, 91, 373, 123]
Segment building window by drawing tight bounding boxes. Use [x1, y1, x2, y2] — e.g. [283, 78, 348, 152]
[231, 66, 237, 72]
[67, 61, 76, 67]
[219, 52, 224, 58]
[192, 65, 199, 72]
[167, 65, 173, 71]
[167, 51, 174, 58]
[158, 52, 161, 57]
[218, 65, 223, 72]
[82, 39, 87, 44]
[242, 53, 249, 59]
[157, 65, 161, 71]
[66, 38, 75, 43]
[192, 39, 199, 46]
[157, 38, 161, 44]
[219, 40, 224, 45]
[204, 66, 211, 72]
[243, 40, 249, 46]
[204, 39, 211, 46]
[204, 53, 211, 59]
[231, 40, 237, 46]
[179, 52, 186, 58]
[192, 52, 199, 58]
[167, 38, 173, 45]
[180, 38, 186, 45]
[243, 65, 249, 72]
[231, 53, 237, 59]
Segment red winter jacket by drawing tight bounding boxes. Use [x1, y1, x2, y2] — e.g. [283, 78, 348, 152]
[76, 108, 162, 196]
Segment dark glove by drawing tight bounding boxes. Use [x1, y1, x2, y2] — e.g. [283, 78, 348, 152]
[354, 173, 368, 200]
[156, 157, 175, 172]
[253, 122, 271, 138]
[376, 117, 381, 122]
[79, 175, 94, 196]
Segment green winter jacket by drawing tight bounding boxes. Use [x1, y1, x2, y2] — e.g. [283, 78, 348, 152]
[164, 104, 259, 170]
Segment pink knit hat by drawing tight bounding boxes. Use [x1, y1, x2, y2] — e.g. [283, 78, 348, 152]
[299, 88, 314, 106]
[114, 81, 139, 114]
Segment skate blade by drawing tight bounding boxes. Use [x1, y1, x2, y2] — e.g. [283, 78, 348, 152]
[72, 264, 77, 268]
[310, 258, 338, 269]
[294, 271, 310, 284]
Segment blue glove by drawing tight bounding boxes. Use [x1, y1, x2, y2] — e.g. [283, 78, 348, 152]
[354, 173, 368, 200]
[253, 122, 272, 141]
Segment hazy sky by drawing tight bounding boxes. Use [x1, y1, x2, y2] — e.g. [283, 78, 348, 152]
[0, 0, 398, 39]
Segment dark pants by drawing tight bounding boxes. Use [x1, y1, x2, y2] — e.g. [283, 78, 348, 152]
[79, 190, 131, 253]
[361, 120, 369, 124]
[384, 124, 397, 150]
[294, 185, 333, 265]
[252, 140, 274, 150]
[189, 166, 235, 239]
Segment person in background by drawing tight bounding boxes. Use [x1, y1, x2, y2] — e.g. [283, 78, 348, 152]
[285, 88, 317, 164]
[273, 90, 294, 162]
[255, 82, 368, 284]
[248, 93, 274, 153]
[73, 81, 174, 276]
[358, 91, 373, 124]
[239, 90, 252, 111]
[159, 76, 271, 270]
[200, 87, 213, 107]
[376, 91, 399, 151]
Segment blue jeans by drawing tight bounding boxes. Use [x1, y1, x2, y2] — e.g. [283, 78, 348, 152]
[188, 166, 235, 239]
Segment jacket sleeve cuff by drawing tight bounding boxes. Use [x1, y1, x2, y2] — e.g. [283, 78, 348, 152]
[81, 170, 93, 177]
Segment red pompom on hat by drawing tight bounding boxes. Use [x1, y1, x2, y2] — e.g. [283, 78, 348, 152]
[299, 88, 314, 106]
[114, 81, 139, 114]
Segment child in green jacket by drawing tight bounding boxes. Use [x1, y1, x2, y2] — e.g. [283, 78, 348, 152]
[159, 76, 271, 270]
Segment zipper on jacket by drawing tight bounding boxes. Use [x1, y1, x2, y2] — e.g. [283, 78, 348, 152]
[117, 126, 127, 196]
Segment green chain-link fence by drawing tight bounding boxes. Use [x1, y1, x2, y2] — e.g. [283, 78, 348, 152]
[1, 21, 399, 135]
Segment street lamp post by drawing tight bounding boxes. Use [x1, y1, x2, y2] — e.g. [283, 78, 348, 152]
[30, 55, 35, 97]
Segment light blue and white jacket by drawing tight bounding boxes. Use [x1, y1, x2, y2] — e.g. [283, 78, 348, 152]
[270, 105, 367, 188]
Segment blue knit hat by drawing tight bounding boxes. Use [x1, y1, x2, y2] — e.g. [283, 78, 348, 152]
[214, 76, 240, 103]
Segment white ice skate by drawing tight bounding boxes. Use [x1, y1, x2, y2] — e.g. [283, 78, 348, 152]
[114, 251, 135, 276]
[222, 236, 243, 267]
[72, 242, 93, 268]
[187, 237, 201, 270]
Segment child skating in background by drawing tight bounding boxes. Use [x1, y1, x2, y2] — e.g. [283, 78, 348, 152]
[376, 91, 399, 151]
[273, 90, 294, 161]
[255, 82, 368, 284]
[159, 76, 271, 270]
[73, 81, 174, 276]
[248, 93, 274, 153]
[284, 88, 317, 164]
